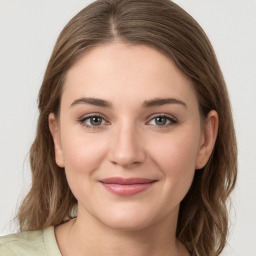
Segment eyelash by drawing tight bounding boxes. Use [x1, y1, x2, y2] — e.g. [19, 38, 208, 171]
[78, 113, 108, 130]
[146, 114, 178, 127]
[78, 113, 178, 130]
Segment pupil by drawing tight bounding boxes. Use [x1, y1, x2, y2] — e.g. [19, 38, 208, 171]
[156, 117, 166, 126]
[91, 117, 102, 126]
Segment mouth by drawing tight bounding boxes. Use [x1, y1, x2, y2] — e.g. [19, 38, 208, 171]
[99, 177, 157, 196]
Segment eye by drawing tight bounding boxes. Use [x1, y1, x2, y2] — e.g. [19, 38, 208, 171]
[87, 116, 105, 126]
[147, 114, 177, 127]
[79, 115, 108, 128]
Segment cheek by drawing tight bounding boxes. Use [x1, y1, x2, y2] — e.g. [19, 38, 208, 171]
[61, 129, 108, 178]
[148, 129, 200, 195]
[60, 131, 109, 205]
[150, 132, 199, 170]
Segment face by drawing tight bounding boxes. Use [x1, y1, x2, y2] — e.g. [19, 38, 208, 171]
[49, 43, 217, 231]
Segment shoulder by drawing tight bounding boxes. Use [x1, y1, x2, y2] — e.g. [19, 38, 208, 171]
[0, 227, 61, 256]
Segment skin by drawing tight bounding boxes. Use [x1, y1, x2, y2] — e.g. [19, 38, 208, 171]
[49, 43, 218, 256]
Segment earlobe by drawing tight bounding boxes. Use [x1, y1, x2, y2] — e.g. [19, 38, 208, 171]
[48, 113, 65, 168]
[196, 110, 219, 169]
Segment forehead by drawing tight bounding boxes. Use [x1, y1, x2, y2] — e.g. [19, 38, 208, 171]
[62, 43, 198, 108]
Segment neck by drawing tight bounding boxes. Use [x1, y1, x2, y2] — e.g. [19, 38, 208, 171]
[55, 207, 187, 256]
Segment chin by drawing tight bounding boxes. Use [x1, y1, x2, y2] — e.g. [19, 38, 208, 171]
[96, 207, 157, 231]
[102, 217, 153, 232]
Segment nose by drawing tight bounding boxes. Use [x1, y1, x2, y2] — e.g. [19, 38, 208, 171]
[108, 123, 146, 168]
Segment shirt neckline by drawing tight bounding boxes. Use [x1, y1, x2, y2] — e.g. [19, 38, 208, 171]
[43, 226, 62, 256]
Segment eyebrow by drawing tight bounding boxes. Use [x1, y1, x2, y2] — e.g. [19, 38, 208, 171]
[70, 97, 112, 108]
[142, 98, 187, 108]
[70, 97, 187, 109]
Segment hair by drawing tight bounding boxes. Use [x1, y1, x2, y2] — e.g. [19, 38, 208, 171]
[17, 0, 237, 255]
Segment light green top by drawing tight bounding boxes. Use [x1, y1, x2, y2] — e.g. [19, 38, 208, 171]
[0, 226, 62, 256]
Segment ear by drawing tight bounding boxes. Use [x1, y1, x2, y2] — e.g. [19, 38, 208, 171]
[48, 113, 65, 168]
[196, 110, 219, 169]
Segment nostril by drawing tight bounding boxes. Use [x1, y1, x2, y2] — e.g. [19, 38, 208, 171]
[108, 130, 146, 167]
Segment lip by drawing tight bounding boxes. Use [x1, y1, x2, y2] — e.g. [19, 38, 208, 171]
[99, 177, 157, 196]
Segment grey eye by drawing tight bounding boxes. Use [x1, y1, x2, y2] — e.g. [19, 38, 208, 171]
[147, 115, 176, 127]
[86, 116, 105, 126]
[154, 116, 168, 126]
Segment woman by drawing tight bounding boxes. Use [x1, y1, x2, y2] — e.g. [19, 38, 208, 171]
[0, 0, 237, 255]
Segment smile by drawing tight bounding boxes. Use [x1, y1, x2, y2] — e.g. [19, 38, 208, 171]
[99, 177, 157, 196]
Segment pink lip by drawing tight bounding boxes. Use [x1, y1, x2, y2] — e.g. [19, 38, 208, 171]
[99, 177, 157, 196]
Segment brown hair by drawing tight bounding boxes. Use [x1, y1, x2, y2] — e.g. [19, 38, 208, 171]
[17, 0, 237, 255]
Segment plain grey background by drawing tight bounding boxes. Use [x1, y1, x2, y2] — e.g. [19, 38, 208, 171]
[0, 0, 256, 255]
